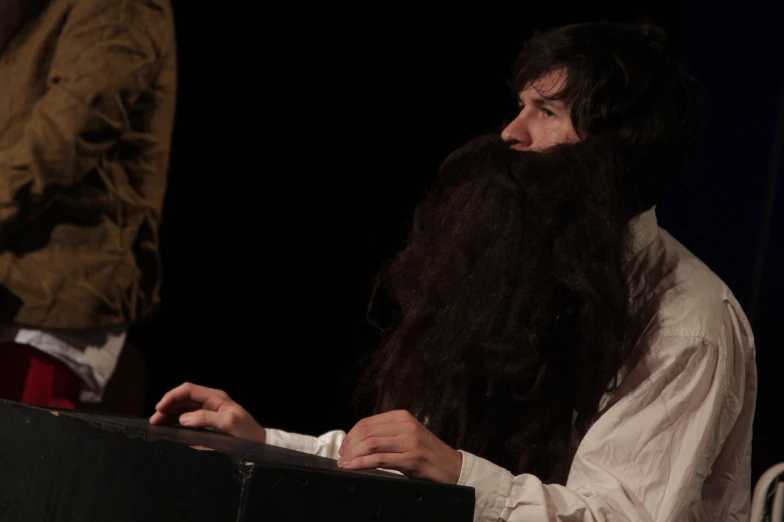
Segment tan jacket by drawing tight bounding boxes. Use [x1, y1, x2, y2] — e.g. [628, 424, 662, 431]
[0, 0, 176, 329]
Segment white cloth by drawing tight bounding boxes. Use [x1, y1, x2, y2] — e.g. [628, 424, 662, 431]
[0, 324, 127, 402]
[264, 207, 757, 522]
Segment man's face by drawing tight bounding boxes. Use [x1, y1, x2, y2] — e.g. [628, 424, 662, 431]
[501, 69, 581, 151]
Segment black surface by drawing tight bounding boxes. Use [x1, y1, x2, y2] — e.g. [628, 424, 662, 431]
[0, 400, 474, 522]
[58, 407, 399, 478]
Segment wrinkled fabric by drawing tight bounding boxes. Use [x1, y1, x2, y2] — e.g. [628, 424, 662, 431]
[0, 0, 176, 328]
[264, 207, 756, 522]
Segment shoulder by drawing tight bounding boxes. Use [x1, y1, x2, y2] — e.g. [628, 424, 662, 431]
[603, 228, 755, 412]
[59, 0, 172, 21]
[643, 228, 753, 351]
[47, 0, 176, 78]
[60, 0, 174, 44]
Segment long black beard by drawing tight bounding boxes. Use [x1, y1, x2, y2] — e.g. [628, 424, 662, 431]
[354, 133, 658, 484]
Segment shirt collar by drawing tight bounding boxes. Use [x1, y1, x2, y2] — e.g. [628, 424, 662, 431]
[628, 206, 659, 260]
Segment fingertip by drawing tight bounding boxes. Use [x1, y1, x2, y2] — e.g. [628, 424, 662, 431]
[155, 395, 170, 411]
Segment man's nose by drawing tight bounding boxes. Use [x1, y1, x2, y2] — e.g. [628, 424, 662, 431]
[501, 113, 532, 151]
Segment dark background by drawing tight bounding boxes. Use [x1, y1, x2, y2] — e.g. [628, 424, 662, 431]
[133, 2, 783, 484]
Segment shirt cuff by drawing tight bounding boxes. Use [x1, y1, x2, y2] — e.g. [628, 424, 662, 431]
[264, 428, 318, 454]
[457, 450, 512, 522]
[264, 428, 346, 460]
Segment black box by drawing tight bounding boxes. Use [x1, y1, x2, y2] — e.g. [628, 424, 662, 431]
[0, 400, 474, 521]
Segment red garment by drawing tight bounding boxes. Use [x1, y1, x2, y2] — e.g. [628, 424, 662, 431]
[0, 343, 82, 409]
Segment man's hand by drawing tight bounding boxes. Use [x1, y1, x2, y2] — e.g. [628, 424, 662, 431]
[337, 410, 463, 484]
[149, 382, 266, 443]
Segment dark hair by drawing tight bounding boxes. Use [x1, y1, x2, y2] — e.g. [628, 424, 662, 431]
[355, 134, 660, 484]
[512, 21, 707, 216]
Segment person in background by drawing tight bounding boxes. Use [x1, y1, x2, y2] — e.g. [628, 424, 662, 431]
[151, 21, 756, 521]
[0, 0, 177, 412]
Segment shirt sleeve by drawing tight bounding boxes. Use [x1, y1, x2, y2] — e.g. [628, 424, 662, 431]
[264, 428, 347, 460]
[0, 0, 166, 236]
[457, 324, 749, 521]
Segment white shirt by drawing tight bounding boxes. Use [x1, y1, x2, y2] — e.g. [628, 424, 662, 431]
[264, 207, 757, 522]
[0, 324, 127, 402]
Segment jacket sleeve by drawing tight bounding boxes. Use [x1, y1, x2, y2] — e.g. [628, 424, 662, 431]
[0, 0, 169, 237]
[458, 317, 751, 522]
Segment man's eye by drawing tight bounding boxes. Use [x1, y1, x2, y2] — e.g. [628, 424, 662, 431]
[543, 109, 556, 117]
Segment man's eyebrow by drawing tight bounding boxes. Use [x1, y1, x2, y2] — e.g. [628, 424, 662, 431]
[519, 95, 564, 111]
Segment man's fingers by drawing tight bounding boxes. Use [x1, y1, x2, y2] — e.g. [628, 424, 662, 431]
[155, 383, 230, 414]
[353, 411, 412, 431]
[340, 436, 408, 461]
[340, 423, 409, 456]
[149, 398, 202, 425]
[179, 410, 235, 434]
[150, 383, 232, 427]
[338, 453, 412, 474]
[340, 413, 421, 456]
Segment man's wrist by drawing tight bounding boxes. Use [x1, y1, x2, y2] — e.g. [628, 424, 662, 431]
[452, 448, 463, 484]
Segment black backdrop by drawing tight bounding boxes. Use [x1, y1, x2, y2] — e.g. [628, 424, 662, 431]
[134, 2, 783, 482]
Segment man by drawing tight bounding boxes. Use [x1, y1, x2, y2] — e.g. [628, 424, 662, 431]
[0, 0, 176, 410]
[150, 21, 756, 521]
